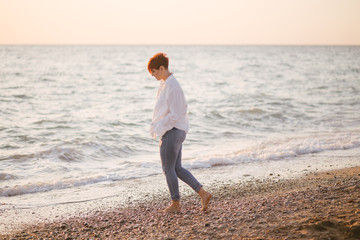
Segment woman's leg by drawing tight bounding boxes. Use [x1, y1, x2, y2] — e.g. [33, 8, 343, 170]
[175, 145, 202, 193]
[173, 130, 212, 211]
[160, 129, 182, 201]
[160, 128, 211, 212]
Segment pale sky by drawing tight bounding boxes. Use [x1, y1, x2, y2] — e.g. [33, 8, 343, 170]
[1, 0, 360, 45]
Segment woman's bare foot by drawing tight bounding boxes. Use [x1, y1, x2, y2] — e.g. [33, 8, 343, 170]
[198, 187, 212, 211]
[163, 200, 181, 213]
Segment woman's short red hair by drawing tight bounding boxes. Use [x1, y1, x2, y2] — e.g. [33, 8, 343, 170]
[147, 53, 169, 73]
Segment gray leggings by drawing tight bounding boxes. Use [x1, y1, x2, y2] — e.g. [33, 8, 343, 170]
[160, 128, 202, 201]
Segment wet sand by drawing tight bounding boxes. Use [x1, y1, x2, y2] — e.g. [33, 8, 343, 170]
[1, 166, 359, 239]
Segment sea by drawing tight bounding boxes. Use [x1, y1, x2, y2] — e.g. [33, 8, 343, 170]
[1, 45, 360, 212]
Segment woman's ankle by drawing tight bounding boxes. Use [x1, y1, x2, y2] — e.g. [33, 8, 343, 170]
[163, 200, 181, 213]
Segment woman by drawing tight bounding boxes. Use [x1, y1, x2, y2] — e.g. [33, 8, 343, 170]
[148, 52, 212, 213]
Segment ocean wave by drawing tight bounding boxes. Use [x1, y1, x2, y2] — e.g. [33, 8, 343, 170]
[0, 173, 17, 181]
[12, 94, 32, 99]
[1, 141, 137, 162]
[239, 108, 264, 114]
[41, 146, 84, 162]
[1, 131, 359, 198]
[0, 168, 160, 197]
[0, 174, 124, 197]
[183, 131, 360, 169]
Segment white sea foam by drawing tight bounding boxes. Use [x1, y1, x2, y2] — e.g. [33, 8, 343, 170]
[0, 174, 126, 197]
[183, 131, 360, 169]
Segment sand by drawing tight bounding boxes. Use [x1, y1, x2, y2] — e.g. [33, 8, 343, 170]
[1, 166, 359, 239]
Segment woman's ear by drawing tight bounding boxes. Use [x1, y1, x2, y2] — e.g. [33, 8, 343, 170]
[159, 66, 165, 71]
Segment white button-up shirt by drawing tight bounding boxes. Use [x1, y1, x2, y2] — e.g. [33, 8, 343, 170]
[150, 74, 189, 139]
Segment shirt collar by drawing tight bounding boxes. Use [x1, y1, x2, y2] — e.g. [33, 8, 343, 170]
[163, 73, 174, 85]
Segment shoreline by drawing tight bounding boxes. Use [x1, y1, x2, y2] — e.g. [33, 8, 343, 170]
[1, 147, 360, 235]
[1, 166, 360, 239]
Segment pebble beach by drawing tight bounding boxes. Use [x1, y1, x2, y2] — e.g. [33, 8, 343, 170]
[1, 166, 359, 240]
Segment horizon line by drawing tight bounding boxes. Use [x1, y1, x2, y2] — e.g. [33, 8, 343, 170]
[1, 43, 360, 47]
